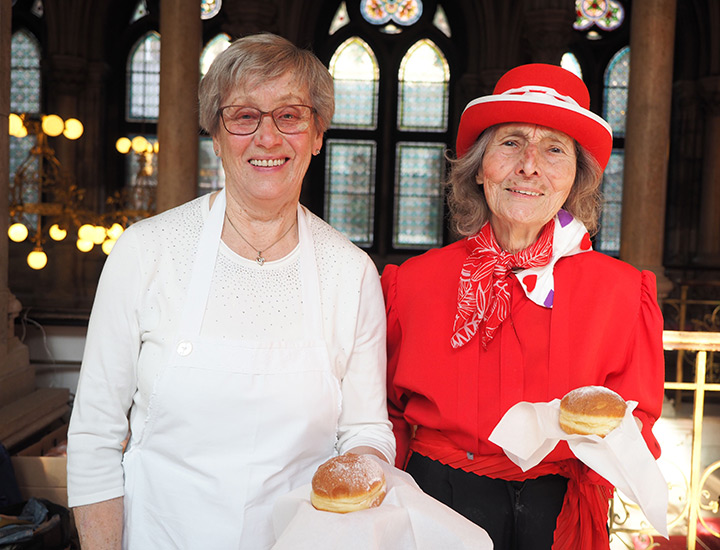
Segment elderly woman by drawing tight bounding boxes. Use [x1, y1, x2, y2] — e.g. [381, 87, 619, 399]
[383, 64, 664, 549]
[68, 33, 395, 549]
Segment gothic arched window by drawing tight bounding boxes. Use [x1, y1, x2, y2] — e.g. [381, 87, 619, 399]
[199, 33, 231, 192]
[9, 29, 41, 177]
[596, 46, 630, 254]
[317, 1, 454, 255]
[127, 31, 161, 122]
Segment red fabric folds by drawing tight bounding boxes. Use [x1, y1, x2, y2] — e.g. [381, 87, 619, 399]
[410, 428, 612, 550]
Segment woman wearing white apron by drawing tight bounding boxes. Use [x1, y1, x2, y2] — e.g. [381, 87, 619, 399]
[68, 34, 395, 549]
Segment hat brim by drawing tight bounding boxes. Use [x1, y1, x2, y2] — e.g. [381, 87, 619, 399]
[456, 94, 613, 169]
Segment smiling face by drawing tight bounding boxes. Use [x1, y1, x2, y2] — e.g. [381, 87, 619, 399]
[213, 71, 323, 212]
[478, 123, 577, 250]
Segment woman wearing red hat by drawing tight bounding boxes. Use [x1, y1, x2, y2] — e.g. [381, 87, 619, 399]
[382, 63, 664, 549]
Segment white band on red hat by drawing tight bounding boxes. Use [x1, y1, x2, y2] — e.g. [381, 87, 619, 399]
[462, 90, 613, 138]
[502, 85, 581, 107]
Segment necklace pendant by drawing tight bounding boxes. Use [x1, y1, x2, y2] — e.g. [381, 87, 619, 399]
[256, 253, 265, 266]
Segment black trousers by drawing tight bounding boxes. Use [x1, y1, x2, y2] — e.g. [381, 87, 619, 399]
[406, 453, 568, 550]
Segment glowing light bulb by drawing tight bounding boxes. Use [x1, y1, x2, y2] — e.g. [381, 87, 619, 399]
[131, 135, 149, 154]
[76, 239, 94, 252]
[8, 113, 25, 137]
[92, 225, 107, 245]
[41, 114, 64, 137]
[27, 249, 48, 270]
[49, 224, 68, 241]
[116, 137, 132, 154]
[107, 223, 124, 240]
[63, 118, 84, 140]
[8, 223, 29, 242]
[77, 223, 95, 241]
[102, 239, 116, 255]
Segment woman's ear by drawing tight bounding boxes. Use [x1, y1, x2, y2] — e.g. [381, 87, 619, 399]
[475, 171, 483, 186]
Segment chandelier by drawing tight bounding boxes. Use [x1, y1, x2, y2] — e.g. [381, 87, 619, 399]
[7, 113, 146, 269]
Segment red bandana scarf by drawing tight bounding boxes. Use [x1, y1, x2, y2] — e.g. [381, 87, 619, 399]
[451, 220, 554, 349]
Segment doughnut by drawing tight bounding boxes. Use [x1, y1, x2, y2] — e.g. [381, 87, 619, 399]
[559, 385, 627, 437]
[310, 454, 386, 513]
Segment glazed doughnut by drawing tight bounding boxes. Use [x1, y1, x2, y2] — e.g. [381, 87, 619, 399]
[310, 454, 386, 513]
[559, 386, 627, 437]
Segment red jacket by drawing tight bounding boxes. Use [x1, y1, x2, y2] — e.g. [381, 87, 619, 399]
[382, 240, 664, 549]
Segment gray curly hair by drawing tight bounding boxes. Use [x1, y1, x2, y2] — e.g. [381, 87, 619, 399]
[445, 125, 604, 238]
[198, 33, 335, 137]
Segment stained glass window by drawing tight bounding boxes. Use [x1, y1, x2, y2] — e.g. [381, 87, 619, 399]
[198, 137, 225, 192]
[10, 30, 41, 114]
[361, 0, 423, 27]
[200, 33, 231, 77]
[324, 140, 377, 246]
[597, 150, 624, 253]
[603, 46, 630, 138]
[397, 39, 449, 131]
[127, 32, 161, 122]
[597, 46, 630, 256]
[574, 0, 625, 32]
[561, 52, 583, 80]
[393, 142, 445, 248]
[10, 30, 41, 179]
[329, 2, 350, 35]
[131, 0, 148, 23]
[201, 0, 222, 20]
[433, 5, 451, 37]
[329, 37, 379, 129]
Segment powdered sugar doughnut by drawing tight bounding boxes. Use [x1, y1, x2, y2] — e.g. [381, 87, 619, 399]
[310, 454, 386, 513]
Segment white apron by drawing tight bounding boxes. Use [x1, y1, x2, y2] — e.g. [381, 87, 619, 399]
[121, 189, 341, 549]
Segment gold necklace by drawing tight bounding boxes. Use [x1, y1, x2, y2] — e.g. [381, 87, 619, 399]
[224, 214, 296, 266]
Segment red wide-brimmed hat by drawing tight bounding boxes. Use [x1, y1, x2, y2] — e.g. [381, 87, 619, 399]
[455, 63, 613, 169]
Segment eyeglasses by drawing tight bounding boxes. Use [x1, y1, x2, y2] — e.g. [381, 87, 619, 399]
[218, 104, 316, 135]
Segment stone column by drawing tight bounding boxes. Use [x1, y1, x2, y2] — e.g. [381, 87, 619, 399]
[156, 0, 201, 212]
[619, 0, 677, 297]
[694, 76, 720, 266]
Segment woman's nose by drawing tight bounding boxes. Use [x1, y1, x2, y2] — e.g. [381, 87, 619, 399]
[254, 114, 283, 146]
[517, 145, 540, 176]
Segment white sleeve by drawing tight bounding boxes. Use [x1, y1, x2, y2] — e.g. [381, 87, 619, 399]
[67, 228, 143, 508]
[335, 257, 396, 464]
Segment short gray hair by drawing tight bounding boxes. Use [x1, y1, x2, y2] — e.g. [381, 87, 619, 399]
[198, 33, 335, 136]
[446, 125, 604, 238]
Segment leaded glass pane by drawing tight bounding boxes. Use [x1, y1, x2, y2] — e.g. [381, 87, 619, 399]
[324, 139, 376, 246]
[198, 137, 225, 193]
[201, 34, 231, 77]
[561, 52, 583, 80]
[398, 40, 449, 131]
[10, 31, 40, 182]
[361, 0, 423, 26]
[201, 0, 222, 20]
[433, 5, 451, 37]
[329, 2, 350, 35]
[573, 0, 625, 32]
[10, 30, 41, 113]
[597, 150, 624, 254]
[329, 37, 379, 130]
[603, 46, 629, 138]
[127, 32, 161, 122]
[131, 0, 148, 22]
[393, 142, 445, 248]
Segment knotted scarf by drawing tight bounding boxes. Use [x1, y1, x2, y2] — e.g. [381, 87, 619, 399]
[451, 209, 592, 349]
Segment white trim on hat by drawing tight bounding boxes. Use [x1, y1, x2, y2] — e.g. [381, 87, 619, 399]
[463, 90, 613, 138]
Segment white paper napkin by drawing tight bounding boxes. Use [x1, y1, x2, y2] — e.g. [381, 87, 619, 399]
[488, 398, 668, 538]
[271, 460, 493, 550]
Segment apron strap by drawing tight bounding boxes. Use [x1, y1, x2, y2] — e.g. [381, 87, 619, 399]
[179, 188, 227, 338]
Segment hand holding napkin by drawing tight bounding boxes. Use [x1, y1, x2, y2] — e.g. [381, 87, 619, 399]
[272, 456, 493, 550]
[488, 398, 668, 538]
